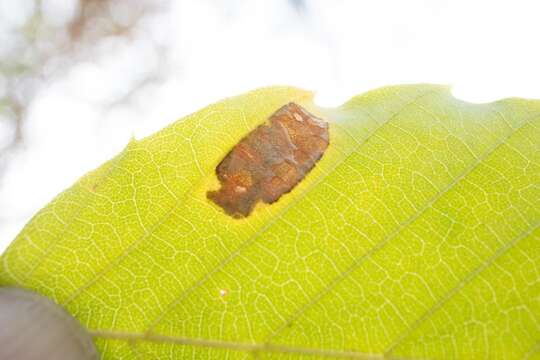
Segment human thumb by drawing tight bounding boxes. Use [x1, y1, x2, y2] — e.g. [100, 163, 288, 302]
[0, 287, 97, 360]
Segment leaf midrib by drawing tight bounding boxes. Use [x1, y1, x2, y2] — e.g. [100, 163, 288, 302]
[88, 329, 389, 359]
[86, 220, 539, 359]
[7, 86, 539, 359]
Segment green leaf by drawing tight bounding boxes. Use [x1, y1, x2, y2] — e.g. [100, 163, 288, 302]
[1, 84, 539, 359]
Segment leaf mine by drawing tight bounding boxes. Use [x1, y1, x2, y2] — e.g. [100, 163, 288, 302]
[207, 102, 329, 218]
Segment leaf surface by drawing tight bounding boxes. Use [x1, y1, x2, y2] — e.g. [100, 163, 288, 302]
[1, 84, 539, 359]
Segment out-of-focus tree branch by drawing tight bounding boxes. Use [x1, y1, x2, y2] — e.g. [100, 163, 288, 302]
[0, 0, 170, 175]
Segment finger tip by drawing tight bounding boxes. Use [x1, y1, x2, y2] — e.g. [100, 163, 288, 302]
[0, 287, 98, 360]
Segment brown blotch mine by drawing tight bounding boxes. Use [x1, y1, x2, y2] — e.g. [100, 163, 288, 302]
[207, 102, 329, 218]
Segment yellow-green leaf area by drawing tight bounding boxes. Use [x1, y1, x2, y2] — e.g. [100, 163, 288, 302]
[1, 84, 539, 359]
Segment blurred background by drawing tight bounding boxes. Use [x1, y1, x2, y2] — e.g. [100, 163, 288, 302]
[1, 0, 540, 251]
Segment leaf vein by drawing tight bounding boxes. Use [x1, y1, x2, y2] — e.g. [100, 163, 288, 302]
[384, 220, 540, 356]
[264, 111, 540, 344]
[143, 89, 439, 333]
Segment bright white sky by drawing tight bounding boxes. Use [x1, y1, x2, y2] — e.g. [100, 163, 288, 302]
[1, 0, 540, 251]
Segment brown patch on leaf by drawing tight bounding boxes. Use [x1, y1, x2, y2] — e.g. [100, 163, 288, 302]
[207, 102, 329, 218]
